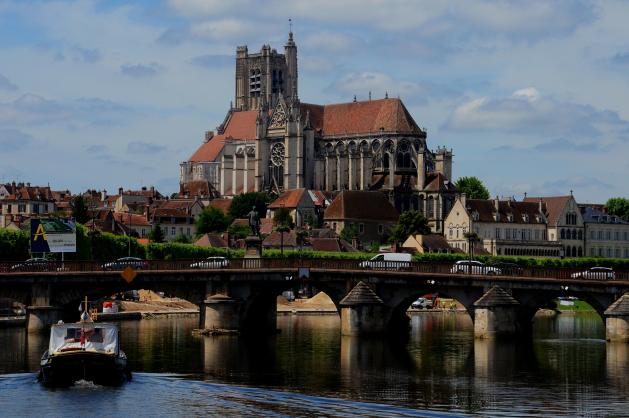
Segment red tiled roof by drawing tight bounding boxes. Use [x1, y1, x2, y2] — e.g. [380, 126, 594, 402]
[209, 198, 232, 214]
[189, 111, 258, 162]
[262, 231, 297, 248]
[523, 196, 570, 226]
[4, 186, 54, 201]
[260, 218, 273, 234]
[113, 212, 151, 227]
[424, 172, 457, 192]
[324, 191, 399, 222]
[466, 199, 545, 224]
[195, 233, 228, 248]
[310, 238, 341, 252]
[268, 188, 306, 209]
[303, 98, 422, 137]
[179, 180, 218, 199]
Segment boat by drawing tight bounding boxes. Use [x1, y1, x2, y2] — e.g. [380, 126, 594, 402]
[38, 300, 131, 386]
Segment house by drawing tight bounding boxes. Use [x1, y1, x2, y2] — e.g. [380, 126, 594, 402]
[150, 198, 205, 241]
[309, 237, 357, 252]
[402, 234, 454, 254]
[580, 205, 629, 258]
[114, 186, 163, 213]
[262, 231, 298, 250]
[267, 188, 317, 227]
[112, 212, 152, 238]
[524, 194, 584, 257]
[445, 195, 562, 257]
[195, 233, 229, 248]
[323, 190, 399, 249]
[0, 182, 56, 228]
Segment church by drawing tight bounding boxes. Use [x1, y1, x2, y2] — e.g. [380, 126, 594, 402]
[179, 31, 457, 233]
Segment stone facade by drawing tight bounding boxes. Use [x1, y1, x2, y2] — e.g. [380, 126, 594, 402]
[180, 32, 457, 233]
[581, 206, 629, 259]
[445, 195, 562, 257]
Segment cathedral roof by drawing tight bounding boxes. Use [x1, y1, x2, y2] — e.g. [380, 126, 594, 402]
[188, 110, 258, 162]
[324, 191, 399, 222]
[424, 172, 457, 191]
[302, 98, 423, 137]
[268, 188, 307, 209]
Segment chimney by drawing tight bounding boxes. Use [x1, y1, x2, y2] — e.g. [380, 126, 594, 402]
[494, 196, 500, 213]
[460, 192, 466, 207]
[538, 198, 543, 214]
[144, 204, 150, 222]
[141, 186, 147, 191]
[101, 189, 106, 202]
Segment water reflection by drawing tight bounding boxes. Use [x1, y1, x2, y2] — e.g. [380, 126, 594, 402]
[0, 312, 627, 416]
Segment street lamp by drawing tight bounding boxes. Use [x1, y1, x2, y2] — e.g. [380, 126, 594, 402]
[128, 211, 132, 257]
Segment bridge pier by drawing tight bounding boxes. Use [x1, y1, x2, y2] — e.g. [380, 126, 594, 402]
[201, 294, 242, 332]
[473, 286, 526, 339]
[604, 294, 629, 342]
[339, 282, 386, 336]
[26, 306, 64, 332]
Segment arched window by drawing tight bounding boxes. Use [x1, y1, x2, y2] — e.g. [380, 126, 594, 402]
[560, 229, 565, 239]
[383, 154, 389, 169]
[427, 196, 434, 218]
[572, 229, 577, 240]
[578, 230, 583, 240]
[578, 247, 583, 257]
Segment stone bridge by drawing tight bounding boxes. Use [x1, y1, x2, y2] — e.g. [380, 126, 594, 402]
[1, 258, 628, 341]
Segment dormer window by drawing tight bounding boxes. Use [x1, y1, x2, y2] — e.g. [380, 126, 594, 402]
[471, 211, 479, 221]
[522, 214, 529, 223]
[507, 214, 514, 222]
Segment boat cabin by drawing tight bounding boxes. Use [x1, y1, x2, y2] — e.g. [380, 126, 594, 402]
[49, 323, 120, 356]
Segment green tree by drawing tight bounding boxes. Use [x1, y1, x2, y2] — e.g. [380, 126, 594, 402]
[340, 224, 359, 242]
[149, 223, 165, 243]
[606, 197, 629, 220]
[71, 195, 89, 224]
[455, 176, 490, 200]
[229, 192, 272, 219]
[228, 223, 252, 240]
[174, 234, 191, 243]
[273, 207, 294, 229]
[463, 231, 481, 255]
[391, 210, 431, 242]
[196, 207, 231, 235]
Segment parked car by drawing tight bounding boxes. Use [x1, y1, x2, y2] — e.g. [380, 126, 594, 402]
[10, 258, 54, 272]
[571, 267, 615, 280]
[359, 253, 412, 270]
[101, 257, 148, 271]
[411, 297, 433, 309]
[450, 260, 501, 275]
[189, 256, 230, 269]
[490, 262, 523, 276]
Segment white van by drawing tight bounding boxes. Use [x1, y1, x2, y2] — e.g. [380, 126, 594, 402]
[359, 253, 412, 270]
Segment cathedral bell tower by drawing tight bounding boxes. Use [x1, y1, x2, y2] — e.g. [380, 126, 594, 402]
[234, 31, 298, 111]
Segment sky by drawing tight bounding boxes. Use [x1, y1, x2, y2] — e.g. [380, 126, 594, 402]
[0, 0, 628, 203]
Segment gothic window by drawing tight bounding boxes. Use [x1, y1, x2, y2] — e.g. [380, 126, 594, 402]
[372, 140, 380, 153]
[271, 143, 285, 167]
[560, 229, 565, 239]
[578, 230, 583, 240]
[383, 153, 389, 169]
[427, 196, 434, 218]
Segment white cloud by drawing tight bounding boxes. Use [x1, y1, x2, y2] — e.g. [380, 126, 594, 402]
[190, 19, 255, 41]
[301, 31, 361, 53]
[120, 62, 164, 78]
[0, 74, 18, 91]
[445, 88, 629, 140]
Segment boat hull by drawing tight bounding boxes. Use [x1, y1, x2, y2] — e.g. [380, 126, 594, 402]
[39, 351, 131, 387]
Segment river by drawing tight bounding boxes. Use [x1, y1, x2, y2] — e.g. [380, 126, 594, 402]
[0, 312, 627, 417]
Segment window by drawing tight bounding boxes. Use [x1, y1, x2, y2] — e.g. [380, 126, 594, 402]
[449, 229, 453, 238]
[358, 223, 364, 234]
[171, 227, 176, 236]
[378, 224, 384, 235]
[495, 228, 501, 239]
[535, 230, 539, 240]
[578, 230, 583, 240]
[560, 229, 565, 239]
[18, 204, 26, 212]
[141, 229, 145, 236]
[591, 230, 596, 240]
[32, 204, 39, 214]
[606, 231, 611, 240]
[598, 231, 603, 240]
[187, 228, 191, 236]
[615, 248, 621, 258]
[615, 231, 620, 241]
[6, 205, 10, 214]
[590, 248, 595, 256]
[607, 248, 612, 257]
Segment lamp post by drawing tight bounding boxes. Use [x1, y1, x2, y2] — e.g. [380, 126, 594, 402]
[128, 211, 131, 257]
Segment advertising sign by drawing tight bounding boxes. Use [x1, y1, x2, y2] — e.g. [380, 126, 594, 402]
[30, 218, 77, 253]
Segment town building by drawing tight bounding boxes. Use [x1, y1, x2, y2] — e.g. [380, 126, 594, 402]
[179, 31, 457, 233]
[149, 199, 205, 241]
[524, 195, 584, 257]
[0, 182, 56, 228]
[444, 195, 562, 257]
[580, 205, 629, 258]
[267, 188, 319, 228]
[401, 234, 454, 254]
[323, 190, 399, 249]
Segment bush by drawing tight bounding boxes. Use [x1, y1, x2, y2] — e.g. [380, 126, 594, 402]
[146, 242, 242, 260]
[0, 228, 30, 261]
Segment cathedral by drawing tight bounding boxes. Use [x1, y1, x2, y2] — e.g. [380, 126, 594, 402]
[179, 31, 457, 233]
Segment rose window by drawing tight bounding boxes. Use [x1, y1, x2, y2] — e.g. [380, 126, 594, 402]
[271, 143, 285, 167]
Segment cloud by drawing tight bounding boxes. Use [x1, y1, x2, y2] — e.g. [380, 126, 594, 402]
[532, 138, 608, 153]
[445, 88, 629, 140]
[189, 54, 234, 69]
[0, 129, 33, 151]
[0, 94, 132, 127]
[610, 52, 629, 66]
[127, 141, 166, 154]
[541, 177, 612, 195]
[72, 46, 101, 63]
[328, 72, 457, 104]
[301, 31, 362, 53]
[84, 144, 109, 154]
[0, 74, 18, 91]
[120, 63, 164, 78]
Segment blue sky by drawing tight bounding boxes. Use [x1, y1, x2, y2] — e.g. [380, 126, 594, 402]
[0, 0, 628, 203]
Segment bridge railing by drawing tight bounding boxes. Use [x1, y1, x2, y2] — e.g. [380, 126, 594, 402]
[0, 258, 627, 282]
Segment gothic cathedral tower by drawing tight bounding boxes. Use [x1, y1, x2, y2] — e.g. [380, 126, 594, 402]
[235, 32, 298, 111]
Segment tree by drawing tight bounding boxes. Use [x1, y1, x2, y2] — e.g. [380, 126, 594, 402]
[455, 176, 490, 200]
[273, 207, 294, 229]
[340, 224, 359, 242]
[229, 192, 272, 219]
[606, 197, 629, 220]
[228, 223, 252, 240]
[390, 210, 431, 243]
[174, 234, 191, 244]
[463, 231, 480, 256]
[149, 223, 165, 243]
[71, 195, 89, 224]
[196, 207, 231, 235]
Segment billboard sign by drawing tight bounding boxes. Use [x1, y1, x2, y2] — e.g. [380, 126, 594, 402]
[31, 218, 77, 253]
